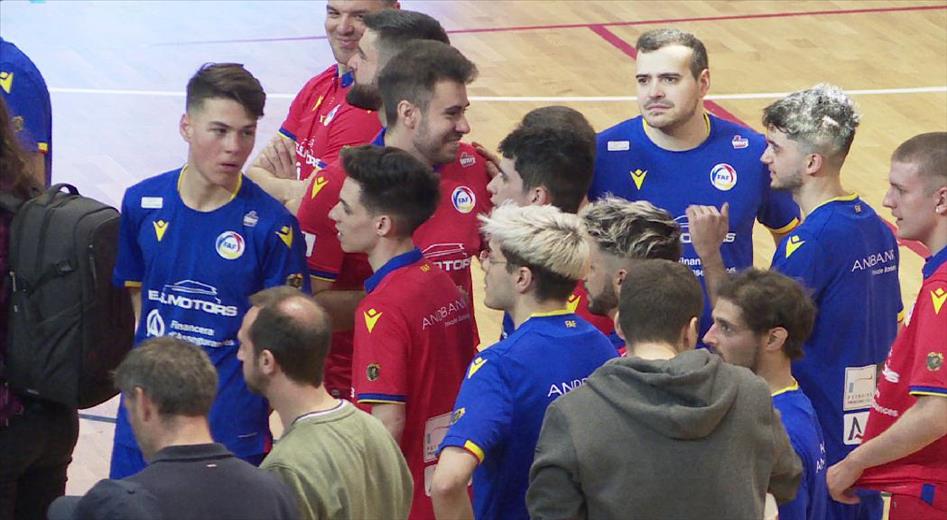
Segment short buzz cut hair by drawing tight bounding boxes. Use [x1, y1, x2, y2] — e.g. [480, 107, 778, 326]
[480, 204, 589, 302]
[114, 337, 217, 418]
[378, 40, 478, 128]
[185, 63, 265, 119]
[762, 83, 860, 160]
[498, 123, 594, 214]
[636, 28, 709, 80]
[618, 259, 703, 350]
[717, 269, 816, 361]
[342, 144, 440, 236]
[580, 196, 682, 261]
[891, 132, 947, 189]
[363, 9, 450, 66]
[248, 287, 331, 387]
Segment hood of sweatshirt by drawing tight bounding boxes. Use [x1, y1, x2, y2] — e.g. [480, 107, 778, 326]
[585, 349, 741, 440]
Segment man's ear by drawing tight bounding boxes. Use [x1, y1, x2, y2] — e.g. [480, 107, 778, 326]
[259, 349, 278, 376]
[681, 316, 699, 350]
[514, 265, 534, 295]
[530, 186, 551, 206]
[179, 113, 192, 143]
[764, 327, 789, 353]
[398, 100, 419, 130]
[135, 387, 158, 423]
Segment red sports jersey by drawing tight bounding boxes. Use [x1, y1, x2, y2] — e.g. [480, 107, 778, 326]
[859, 258, 947, 493]
[568, 281, 615, 335]
[296, 139, 491, 396]
[279, 64, 381, 181]
[353, 249, 474, 520]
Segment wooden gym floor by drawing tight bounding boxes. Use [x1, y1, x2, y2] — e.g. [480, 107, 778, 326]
[1, 0, 945, 497]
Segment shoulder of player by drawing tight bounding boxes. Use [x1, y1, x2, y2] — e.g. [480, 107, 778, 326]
[295, 64, 340, 95]
[122, 169, 180, 210]
[598, 117, 638, 141]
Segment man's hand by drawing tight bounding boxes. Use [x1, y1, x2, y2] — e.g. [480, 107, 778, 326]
[472, 141, 500, 179]
[826, 457, 865, 505]
[686, 202, 730, 260]
[259, 135, 298, 180]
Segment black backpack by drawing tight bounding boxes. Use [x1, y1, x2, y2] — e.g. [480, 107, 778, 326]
[1, 183, 135, 409]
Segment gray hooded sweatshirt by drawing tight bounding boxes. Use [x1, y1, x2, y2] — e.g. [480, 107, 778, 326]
[527, 349, 802, 520]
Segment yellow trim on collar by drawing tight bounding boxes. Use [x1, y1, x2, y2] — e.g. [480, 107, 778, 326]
[771, 379, 800, 398]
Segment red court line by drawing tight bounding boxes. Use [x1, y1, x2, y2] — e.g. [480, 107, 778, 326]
[158, 4, 947, 46]
[588, 24, 931, 260]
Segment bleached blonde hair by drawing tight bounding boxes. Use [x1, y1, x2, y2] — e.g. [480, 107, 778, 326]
[479, 203, 588, 281]
[579, 197, 681, 261]
[762, 83, 861, 159]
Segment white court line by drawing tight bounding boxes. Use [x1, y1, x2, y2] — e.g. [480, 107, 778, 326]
[49, 85, 947, 102]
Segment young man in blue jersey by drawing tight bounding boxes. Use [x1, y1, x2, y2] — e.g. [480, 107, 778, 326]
[763, 84, 900, 520]
[527, 259, 802, 520]
[588, 28, 800, 340]
[704, 269, 827, 520]
[579, 196, 682, 353]
[110, 63, 310, 479]
[431, 204, 616, 520]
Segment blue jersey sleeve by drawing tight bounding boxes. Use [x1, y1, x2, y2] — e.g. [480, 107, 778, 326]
[113, 191, 144, 288]
[776, 453, 809, 520]
[770, 230, 829, 300]
[262, 213, 311, 293]
[757, 178, 800, 233]
[438, 352, 513, 463]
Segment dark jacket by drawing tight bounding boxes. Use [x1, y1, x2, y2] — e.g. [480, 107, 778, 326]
[527, 349, 802, 520]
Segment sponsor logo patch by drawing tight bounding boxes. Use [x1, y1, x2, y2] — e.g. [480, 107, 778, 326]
[141, 196, 163, 209]
[467, 357, 487, 379]
[630, 168, 647, 190]
[566, 293, 580, 313]
[731, 135, 749, 149]
[310, 176, 329, 199]
[364, 308, 383, 333]
[243, 210, 259, 227]
[285, 273, 304, 289]
[459, 152, 476, 168]
[785, 235, 805, 258]
[607, 140, 630, 152]
[146, 309, 165, 336]
[366, 363, 381, 381]
[153, 220, 169, 241]
[215, 231, 245, 260]
[276, 225, 294, 248]
[931, 287, 947, 314]
[929, 352, 944, 372]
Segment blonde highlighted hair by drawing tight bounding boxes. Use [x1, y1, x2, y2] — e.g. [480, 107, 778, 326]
[479, 204, 588, 282]
[580, 196, 681, 261]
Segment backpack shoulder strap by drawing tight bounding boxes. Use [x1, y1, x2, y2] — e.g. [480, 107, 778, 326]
[0, 192, 25, 214]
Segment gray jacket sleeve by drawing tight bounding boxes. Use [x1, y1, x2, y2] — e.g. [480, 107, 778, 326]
[768, 406, 804, 504]
[527, 403, 586, 520]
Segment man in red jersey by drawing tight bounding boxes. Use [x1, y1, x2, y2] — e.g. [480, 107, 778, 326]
[296, 39, 487, 399]
[828, 132, 947, 519]
[487, 106, 615, 337]
[330, 145, 474, 520]
[245, 0, 397, 209]
[293, 12, 452, 399]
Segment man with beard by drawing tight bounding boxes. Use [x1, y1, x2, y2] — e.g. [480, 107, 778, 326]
[691, 84, 901, 520]
[296, 39, 489, 399]
[431, 204, 615, 520]
[578, 196, 682, 353]
[704, 269, 827, 520]
[237, 287, 412, 520]
[589, 28, 800, 343]
[294, 13, 454, 400]
[245, 0, 400, 210]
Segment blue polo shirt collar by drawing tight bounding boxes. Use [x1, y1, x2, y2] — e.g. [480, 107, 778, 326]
[923, 245, 947, 279]
[364, 248, 423, 293]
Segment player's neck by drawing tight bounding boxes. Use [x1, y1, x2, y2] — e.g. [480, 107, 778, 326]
[268, 381, 340, 431]
[384, 126, 436, 168]
[926, 230, 947, 258]
[627, 341, 677, 361]
[150, 417, 215, 456]
[509, 296, 567, 329]
[368, 237, 416, 273]
[643, 110, 710, 152]
[178, 163, 240, 212]
[756, 358, 796, 395]
[794, 173, 848, 216]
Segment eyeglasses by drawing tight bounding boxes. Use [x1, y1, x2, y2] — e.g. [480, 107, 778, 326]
[479, 249, 507, 268]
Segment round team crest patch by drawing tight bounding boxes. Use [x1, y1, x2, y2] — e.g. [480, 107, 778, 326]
[216, 231, 245, 260]
[710, 163, 738, 191]
[451, 186, 476, 214]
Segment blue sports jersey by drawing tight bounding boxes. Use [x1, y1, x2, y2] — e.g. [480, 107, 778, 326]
[0, 37, 51, 185]
[589, 114, 800, 337]
[773, 384, 828, 520]
[439, 311, 616, 520]
[112, 167, 309, 466]
[771, 195, 900, 470]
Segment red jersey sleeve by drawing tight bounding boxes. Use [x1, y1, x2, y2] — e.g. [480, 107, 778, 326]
[908, 279, 947, 397]
[295, 162, 345, 281]
[352, 301, 411, 404]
